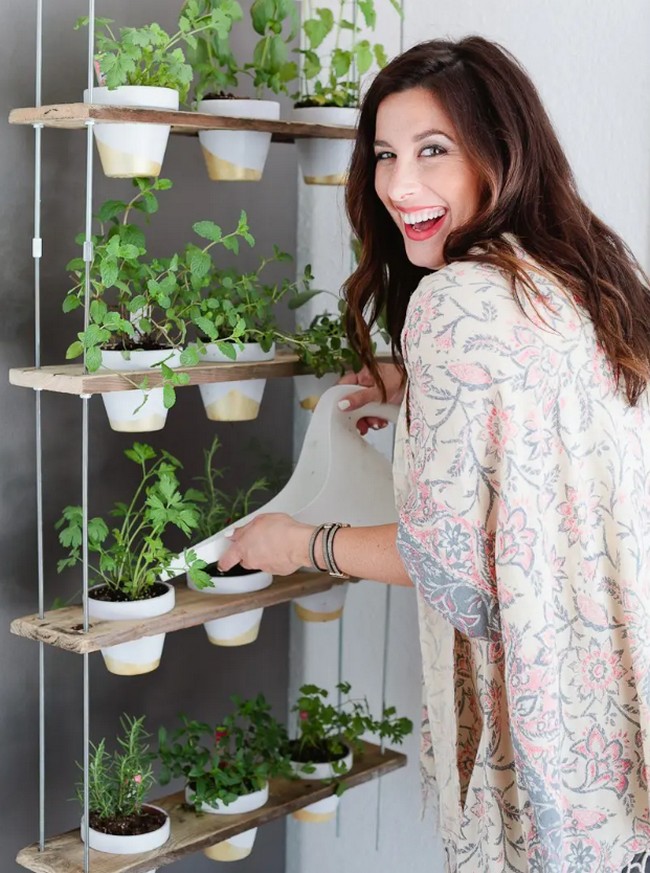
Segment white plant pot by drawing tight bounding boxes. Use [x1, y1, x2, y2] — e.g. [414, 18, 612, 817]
[293, 582, 348, 623]
[187, 568, 272, 646]
[100, 348, 182, 433]
[81, 805, 170, 865]
[83, 86, 178, 178]
[198, 342, 275, 421]
[88, 583, 175, 675]
[185, 783, 268, 861]
[293, 373, 340, 411]
[198, 99, 280, 181]
[290, 748, 353, 823]
[293, 106, 358, 185]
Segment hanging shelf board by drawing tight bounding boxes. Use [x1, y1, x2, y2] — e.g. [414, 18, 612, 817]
[16, 740, 405, 873]
[8, 104, 357, 142]
[10, 571, 340, 654]
[9, 352, 309, 395]
[9, 352, 392, 396]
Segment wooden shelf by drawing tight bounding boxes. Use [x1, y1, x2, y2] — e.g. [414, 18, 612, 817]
[16, 741, 405, 873]
[9, 351, 309, 396]
[9, 351, 393, 396]
[10, 571, 337, 654]
[9, 103, 357, 142]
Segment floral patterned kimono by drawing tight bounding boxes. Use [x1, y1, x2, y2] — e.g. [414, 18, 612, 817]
[393, 245, 650, 873]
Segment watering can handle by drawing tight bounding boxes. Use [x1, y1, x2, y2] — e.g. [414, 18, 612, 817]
[345, 400, 400, 426]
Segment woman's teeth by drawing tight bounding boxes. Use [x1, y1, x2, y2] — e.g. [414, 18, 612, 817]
[403, 208, 446, 225]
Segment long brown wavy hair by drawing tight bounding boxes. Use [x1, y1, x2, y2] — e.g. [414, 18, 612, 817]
[344, 37, 650, 405]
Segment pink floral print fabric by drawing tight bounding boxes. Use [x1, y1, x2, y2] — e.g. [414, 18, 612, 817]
[393, 250, 650, 872]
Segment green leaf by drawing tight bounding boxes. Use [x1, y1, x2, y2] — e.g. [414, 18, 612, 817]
[66, 341, 84, 360]
[188, 248, 212, 279]
[62, 295, 81, 314]
[354, 41, 373, 76]
[373, 43, 388, 69]
[358, 0, 377, 29]
[193, 221, 223, 243]
[163, 382, 176, 410]
[250, 0, 274, 35]
[288, 289, 321, 309]
[89, 299, 108, 324]
[97, 199, 127, 222]
[331, 49, 351, 78]
[86, 346, 102, 372]
[100, 258, 119, 289]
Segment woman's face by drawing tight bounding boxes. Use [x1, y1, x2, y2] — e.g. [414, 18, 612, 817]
[374, 87, 481, 270]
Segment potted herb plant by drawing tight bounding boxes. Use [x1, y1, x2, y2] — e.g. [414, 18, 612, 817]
[288, 681, 412, 822]
[185, 436, 273, 646]
[292, 0, 401, 184]
[78, 9, 224, 177]
[56, 442, 209, 675]
[182, 0, 298, 181]
[64, 178, 251, 432]
[282, 305, 361, 411]
[158, 694, 293, 861]
[191, 248, 316, 421]
[79, 715, 170, 863]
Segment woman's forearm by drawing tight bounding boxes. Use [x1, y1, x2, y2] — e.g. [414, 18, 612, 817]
[292, 522, 414, 587]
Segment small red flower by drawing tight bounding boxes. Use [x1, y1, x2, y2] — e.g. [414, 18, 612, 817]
[133, 774, 142, 784]
[215, 729, 228, 743]
[299, 711, 308, 721]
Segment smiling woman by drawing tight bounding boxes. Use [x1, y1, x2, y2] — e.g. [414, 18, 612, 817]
[217, 35, 650, 873]
[373, 88, 480, 270]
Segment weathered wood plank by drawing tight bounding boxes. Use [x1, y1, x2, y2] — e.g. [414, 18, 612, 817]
[16, 742, 404, 873]
[8, 352, 308, 395]
[8, 352, 394, 396]
[10, 573, 338, 654]
[8, 104, 357, 141]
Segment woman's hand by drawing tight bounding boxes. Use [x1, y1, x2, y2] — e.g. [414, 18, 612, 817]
[338, 362, 405, 435]
[218, 513, 313, 576]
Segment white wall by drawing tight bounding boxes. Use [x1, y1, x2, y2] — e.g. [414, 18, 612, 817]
[288, 2, 650, 872]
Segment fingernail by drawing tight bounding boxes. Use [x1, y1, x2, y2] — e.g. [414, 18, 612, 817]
[338, 400, 351, 411]
[223, 529, 234, 538]
[371, 423, 380, 429]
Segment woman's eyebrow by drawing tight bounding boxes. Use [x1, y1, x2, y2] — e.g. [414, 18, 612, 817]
[373, 129, 456, 148]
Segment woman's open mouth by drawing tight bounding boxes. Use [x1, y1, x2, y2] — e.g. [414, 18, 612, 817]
[402, 208, 447, 241]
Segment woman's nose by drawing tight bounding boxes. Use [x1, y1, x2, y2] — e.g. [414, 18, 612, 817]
[386, 159, 421, 203]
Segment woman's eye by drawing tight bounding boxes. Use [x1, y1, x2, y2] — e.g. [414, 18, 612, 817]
[421, 144, 446, 157]
[374, 151, 395, 161]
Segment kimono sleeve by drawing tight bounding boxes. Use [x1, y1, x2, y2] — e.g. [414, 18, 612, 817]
[396, 265, 542, 642]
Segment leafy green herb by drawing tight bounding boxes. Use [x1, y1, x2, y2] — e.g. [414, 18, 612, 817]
[291, 681, 412, 788]
[76, 715, 156, 824]
[158, 695, 294, 810]
[76, 9, 232, 100]
[295, 0, 402, 107]
[56, 442, 210, 601]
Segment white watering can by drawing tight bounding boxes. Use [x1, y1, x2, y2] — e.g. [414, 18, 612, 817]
[165, 385, 399, 578]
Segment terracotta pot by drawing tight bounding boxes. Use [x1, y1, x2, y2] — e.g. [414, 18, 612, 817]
[197, 342, 275, 421]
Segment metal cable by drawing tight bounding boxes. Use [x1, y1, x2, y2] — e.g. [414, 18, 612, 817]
[81, 0, 96, 868]
[335, 608, 345, 838]
[34, 0, 45, 851]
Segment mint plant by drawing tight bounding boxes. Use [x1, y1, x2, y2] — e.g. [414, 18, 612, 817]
[56, 442, 210, 601]
[158, 695, 294, 810]
[180, 0, 245, 101]
[63, 177, 253, 409]
[281, 306, 361, 378]
[77, 7, 235, 101]
[296, 0, 402, 107]
[247, 0, 300, 96]
[186, 436, 271, 546]
[290, 682, 412, 776]
[77, 715, 156, 826]
[191, 249, 317, 359]
[184, 0, 299, 102]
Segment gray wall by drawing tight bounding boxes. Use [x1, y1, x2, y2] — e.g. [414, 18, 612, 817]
[1, 1, 297, 870]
